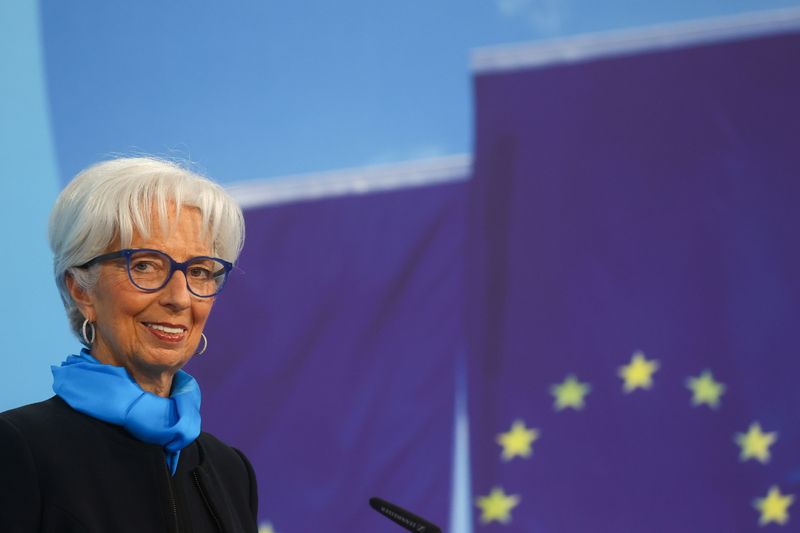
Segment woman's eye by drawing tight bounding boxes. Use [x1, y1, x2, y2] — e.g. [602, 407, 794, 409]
[188, 266, 212, 279]
[132, 261, 156, 272]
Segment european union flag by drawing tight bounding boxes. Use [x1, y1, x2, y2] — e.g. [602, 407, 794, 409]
[467, 21, 800, 532]
[190, 180, 466, 532]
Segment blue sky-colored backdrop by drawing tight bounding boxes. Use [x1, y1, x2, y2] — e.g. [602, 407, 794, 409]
[38, 0, 800, 183]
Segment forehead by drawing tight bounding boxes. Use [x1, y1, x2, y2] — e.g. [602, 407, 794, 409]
[128, 205, 212, 256]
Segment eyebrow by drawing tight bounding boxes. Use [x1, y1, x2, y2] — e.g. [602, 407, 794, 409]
[128, 246, 214, 259]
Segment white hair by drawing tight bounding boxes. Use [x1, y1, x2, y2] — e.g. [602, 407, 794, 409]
[49, 157, 245, 342]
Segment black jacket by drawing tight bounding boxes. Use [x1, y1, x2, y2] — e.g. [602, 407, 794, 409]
[0, 396, 258, 533]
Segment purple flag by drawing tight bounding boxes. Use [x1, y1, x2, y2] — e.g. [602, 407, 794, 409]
[189, 181, 466, 532]
[468, 24, 800, 532]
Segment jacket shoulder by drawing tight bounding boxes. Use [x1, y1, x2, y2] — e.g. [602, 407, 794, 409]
[197, 430, 238, 456]
[0, 397, 71, 434]
[0, 400, 56, 531]
[197, 431, 257, 484]
[197, 431, 259, 521]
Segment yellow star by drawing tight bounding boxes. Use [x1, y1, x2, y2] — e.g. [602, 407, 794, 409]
[685, 370, 726, 409]
[496, 420, 540, 461]
[550, 374, 591, 411]
[754, 486, 794, 526]
[258, 522, 278, 533]
[735, 422, 778, 464]
[475, 487, 520, 524]
[618, 351, 659, 392]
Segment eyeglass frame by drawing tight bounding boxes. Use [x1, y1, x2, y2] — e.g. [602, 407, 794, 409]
[77, 248, 233, 298]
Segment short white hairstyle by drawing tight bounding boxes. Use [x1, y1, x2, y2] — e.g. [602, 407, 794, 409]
[49, 157, 245, 342]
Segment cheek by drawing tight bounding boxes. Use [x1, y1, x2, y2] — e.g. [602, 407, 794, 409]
[93, 279, 151, 322]
[192, 300, 215, 327]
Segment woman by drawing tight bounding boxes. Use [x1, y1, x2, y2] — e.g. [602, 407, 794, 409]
[0, 157, 257, 532]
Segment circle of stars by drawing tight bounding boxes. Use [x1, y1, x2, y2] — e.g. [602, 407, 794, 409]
[474, 350, 795, 527]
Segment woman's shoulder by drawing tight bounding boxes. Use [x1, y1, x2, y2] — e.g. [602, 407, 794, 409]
[196, 431, 259, 517]
[196, 430, 255, 473]
[0, 396, 73, 435]
[0, 401, 62, 532]
[0, 398, 75, 482]
[0, 396, 134, 460]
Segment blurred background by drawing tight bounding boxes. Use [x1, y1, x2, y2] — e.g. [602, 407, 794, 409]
[2, 1, 800, 531]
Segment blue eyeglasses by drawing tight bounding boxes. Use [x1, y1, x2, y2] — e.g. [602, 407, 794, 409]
[79, 248, 233, 298]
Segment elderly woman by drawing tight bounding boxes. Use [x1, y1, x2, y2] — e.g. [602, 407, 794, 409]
[0, 157, 257, 532]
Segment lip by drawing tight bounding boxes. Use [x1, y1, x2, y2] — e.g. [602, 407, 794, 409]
[142, 322, 188, 343]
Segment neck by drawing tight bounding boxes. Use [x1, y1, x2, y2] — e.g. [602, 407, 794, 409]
[127, 368, 175, 397]
[89, 350, 176, 398]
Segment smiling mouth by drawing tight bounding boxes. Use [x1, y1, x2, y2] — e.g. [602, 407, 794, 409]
[143, 322, 187, 342]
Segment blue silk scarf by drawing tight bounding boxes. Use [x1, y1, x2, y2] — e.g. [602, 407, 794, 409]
[52, 349, 201, 475]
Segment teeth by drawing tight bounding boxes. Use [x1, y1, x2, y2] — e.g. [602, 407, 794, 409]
[145, 323, 184, 335]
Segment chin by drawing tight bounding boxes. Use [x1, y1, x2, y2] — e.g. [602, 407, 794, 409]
[137, 348, 191, 370]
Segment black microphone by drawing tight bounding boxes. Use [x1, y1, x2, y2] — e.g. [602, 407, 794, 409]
[369, 497, 442, 533]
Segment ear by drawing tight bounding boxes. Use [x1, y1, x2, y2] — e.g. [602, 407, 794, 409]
[65, 271, 97, 323]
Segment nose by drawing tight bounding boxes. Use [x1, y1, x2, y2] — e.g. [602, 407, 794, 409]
[159, 269, 192, 310]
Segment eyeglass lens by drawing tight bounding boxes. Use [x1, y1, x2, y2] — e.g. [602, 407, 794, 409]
[127, 250, 227, 296]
